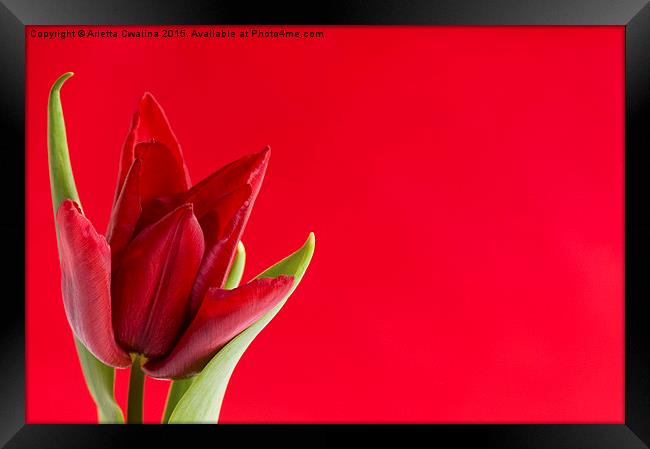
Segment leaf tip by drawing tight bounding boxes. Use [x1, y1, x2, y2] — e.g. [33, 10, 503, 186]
[303, 232, 315, 259]
[295, 232, 315, 279]
[51, 72, 74, 94]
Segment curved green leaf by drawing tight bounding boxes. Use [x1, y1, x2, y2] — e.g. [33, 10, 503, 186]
[223, 241, 246, 290]
[168, 233, 315, 423]
[74, 340, 124, 423]
[48, 73, 124, 423]
[162, 241, 246, 423]
[48, 72, 80, 212]
[161, 377, 194, 424]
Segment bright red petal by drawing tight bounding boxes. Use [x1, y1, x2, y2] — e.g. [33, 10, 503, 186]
[112, 204, 204, 359]
[106, 159, 142, 270]
[134, 142, 189, 203]
[56, 200, 131, 367]
[108, 141, 190, 263]
[114, 93, 190, 203]
[143, 276, 293, 379]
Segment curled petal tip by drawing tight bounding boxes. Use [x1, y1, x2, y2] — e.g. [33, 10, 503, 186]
[249, 146, 271, 177]
[140, 91, 156, 103]
[259, 145, 271, 162]
[247, 146, 271, 167]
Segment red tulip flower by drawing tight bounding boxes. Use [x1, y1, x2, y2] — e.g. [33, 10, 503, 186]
[48, 73, 314, 424]
[56, 91, 295, 380]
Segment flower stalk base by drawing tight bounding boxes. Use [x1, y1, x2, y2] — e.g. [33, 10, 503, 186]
[127, 355, 145, 424]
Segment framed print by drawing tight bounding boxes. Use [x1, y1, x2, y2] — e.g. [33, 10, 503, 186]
[2, 1, 650, 447]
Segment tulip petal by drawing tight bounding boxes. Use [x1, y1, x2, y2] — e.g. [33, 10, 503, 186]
[56, 200, 131, 368]
[135, 195, 178, 232]
[108, 142, 191, 268]
[160, 240, 246, 423]
[143, 276, 294, 379]
[134, 142, 189, 203]
[187, 184, 253, 315]
[187, 147, 270, 310]
[186, 147, 269, 221]
[106, 159, 142, 269]
[115, 93, 190, 203]
[131, 147, 270, 311]
[112, 204, 204, 359]
[166, 233, 314, 422]
[136, 146, 270, 232]
[49, 72, 125, 423]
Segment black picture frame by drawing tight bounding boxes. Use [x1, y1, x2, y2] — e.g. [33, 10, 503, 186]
[2, 1, 649, 447]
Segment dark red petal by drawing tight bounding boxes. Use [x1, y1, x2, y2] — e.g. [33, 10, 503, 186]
[106, 159, 142, 269]
[188, 184, 252, 315]
[186, 146, 270, 220]
[143, 276, 293, 379]
[56, 200, 131, 367]
[187, 147, 270, 311]
[129, 147, 271, 312]
[112, 204, 205, 359]
[135, 146, 270, 232]
[114, 93, 190, 203]
[136, 195, 180, 233]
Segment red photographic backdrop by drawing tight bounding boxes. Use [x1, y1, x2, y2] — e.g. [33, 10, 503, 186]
[26, 26, 624, 423]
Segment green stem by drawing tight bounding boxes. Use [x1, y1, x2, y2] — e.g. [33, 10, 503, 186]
[127, 355, 145, 424]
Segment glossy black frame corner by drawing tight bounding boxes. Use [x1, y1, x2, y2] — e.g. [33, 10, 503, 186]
[2, 1, 650, 448]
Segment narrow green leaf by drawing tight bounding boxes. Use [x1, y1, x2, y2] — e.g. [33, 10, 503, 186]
[223, 241, 246, 290]
[161, 378, 194, 424]
[161, 241, 246, 423]
[75, 340, 124, 423]
[168, 233, 315, 423]
[48, 73, 124, 423]
[48, 72, 80, 212]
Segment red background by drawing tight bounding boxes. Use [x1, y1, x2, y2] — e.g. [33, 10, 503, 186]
[26, 26, 624, 423]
